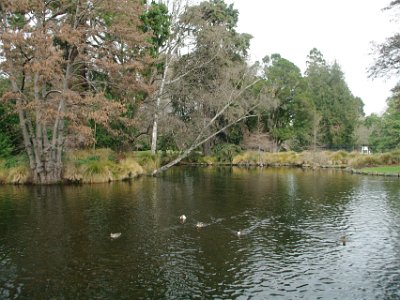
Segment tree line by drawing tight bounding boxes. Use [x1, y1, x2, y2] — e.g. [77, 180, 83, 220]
[0, 0, 397, 183]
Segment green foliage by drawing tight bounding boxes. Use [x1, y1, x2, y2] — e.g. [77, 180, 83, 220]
[160, 150, 179, 165]
[82, 160, 110, 175]
[140, 1, 171, 57]
[7, 12, 26, 29]
[0, 134, 13, 158]
[195, 0, 239, 31]
[0, 154, 28, 169]
[185, 151, 203, 163]
[76, 155, 100, 166]
[157, 134, 178, 151]
[0, 77, 20, 156]
[261, 53, 315, 150]
[223, 124, 244, 145]
[369, 94, 400, 152]
[305, 49, 363, 149]
[213, 143, 242, 163]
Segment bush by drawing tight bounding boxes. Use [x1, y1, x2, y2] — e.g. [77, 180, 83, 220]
[0, 134, 13, 158]
[185, 151, 203, 163]
[0, 154, 28, 169]
[160, 150, 179, 165]
[213, 144, 242, 164]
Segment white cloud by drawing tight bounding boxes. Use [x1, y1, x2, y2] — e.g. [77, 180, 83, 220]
[226, 0, 398, 115]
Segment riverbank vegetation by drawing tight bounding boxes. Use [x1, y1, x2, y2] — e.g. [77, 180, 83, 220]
[1, 0, 399, 184]
[1, 148, 400, 184]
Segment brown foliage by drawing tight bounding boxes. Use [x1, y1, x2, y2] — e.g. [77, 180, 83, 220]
[0, 0, 153, 183]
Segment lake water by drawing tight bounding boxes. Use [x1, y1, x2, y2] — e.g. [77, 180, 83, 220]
[0, 167, 399, 299]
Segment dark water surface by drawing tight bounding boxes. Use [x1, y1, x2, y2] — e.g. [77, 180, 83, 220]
[0, 167, 400, 299]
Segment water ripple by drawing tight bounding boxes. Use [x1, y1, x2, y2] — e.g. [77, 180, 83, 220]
[0, 170, 399, 298]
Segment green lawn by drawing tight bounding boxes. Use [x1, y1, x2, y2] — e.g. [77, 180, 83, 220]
[360, 166, 400, 173]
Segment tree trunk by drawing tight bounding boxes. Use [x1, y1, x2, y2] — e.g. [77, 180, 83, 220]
[151, 54, 170, 154]
[152, 113, 256, 175]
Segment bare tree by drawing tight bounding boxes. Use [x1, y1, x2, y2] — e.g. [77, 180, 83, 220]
[152, 63, 271, 175]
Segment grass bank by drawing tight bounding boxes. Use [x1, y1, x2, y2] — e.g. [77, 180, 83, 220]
[1, 149, 399, 184]
[353, 165, 400, 177]
[230, 150, 400, 169]
[0, 149, 145, 184]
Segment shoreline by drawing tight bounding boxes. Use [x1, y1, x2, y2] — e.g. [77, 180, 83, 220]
[1, 149, 400, 184]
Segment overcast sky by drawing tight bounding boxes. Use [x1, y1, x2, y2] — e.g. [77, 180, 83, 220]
[225, 0, 398, 115]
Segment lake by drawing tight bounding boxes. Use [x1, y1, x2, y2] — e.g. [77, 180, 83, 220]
[0, 167, 399, 299]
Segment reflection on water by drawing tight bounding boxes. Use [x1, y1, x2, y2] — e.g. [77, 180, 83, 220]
[0, 167, 400, 299]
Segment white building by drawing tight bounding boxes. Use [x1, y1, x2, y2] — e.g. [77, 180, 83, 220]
[361, 145, 371, 154]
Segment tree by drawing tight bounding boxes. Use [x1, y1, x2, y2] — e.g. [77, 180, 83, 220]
[141, 0, 173, 153]
[305, 49, 363, 149]
[368, 1, 400, 152]
[151, 0, 271, 174]
[152, 63, 267, 175]
[369, 90, 400, 151]
[370, 1, 400, 78]
[168, 0, 253, 154]
[262, 54, 313, 151]
[0, 0, 151, 183]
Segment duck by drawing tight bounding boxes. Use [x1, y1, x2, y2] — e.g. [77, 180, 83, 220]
[179, 214, 187, 223]
[110, 232, 122, 239]
[339, 235, 347, 246]
[237, 230, 242, 237]
[196, 222, 206, 228]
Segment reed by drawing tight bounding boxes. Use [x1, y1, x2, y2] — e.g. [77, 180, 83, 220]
[0, 155, 31, 184]
[132, 151, 160, 173]
[63, 149, 144, 183]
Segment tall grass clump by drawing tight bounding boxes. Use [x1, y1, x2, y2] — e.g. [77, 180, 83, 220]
[329, 150, 349, 165]
[114, 157, 143, 180]
[64, 149, 143, 183]
[270, 151, 299, 165]
[0, 154, 31, 184]
[378, 150, 400, 165]
[299, 151, 331, 166]
[350, 153, 384, 168]
[132, 151, 160, 173]
[232, 151, 259, 165]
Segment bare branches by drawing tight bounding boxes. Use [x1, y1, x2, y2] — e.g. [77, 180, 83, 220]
[370, 34, 400, 79]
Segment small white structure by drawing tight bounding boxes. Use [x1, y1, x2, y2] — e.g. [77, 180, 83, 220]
[361, 146, 371, 154]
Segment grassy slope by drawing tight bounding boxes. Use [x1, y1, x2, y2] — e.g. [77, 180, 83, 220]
[359, 166, 400, 173]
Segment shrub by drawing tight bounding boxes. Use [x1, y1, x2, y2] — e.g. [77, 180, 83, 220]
[160, 150, 179, 165]
[213, 144, 242, 164]
[0, 134, 13, 158]
[185, 151, 203, 163]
